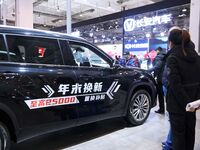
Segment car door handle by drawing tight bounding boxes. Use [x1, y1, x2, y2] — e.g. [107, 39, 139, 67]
[22, 84, 35, 88]
[79, 74, 92, 80]
[80, 74, 91, 77]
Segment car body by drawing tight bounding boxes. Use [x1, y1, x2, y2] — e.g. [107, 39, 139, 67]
[0, 26, 157, 150]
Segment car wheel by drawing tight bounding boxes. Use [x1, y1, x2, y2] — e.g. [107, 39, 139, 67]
[126, 90, 151, 126]
[0, 122, 11, 150]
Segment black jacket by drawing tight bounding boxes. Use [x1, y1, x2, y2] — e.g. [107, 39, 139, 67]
[166, 43, 200, 114]
[150, 50, 166, 81]
[161, 50, 173, 88]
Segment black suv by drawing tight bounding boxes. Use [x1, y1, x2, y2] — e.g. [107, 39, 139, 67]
[0, 26, 156, 150]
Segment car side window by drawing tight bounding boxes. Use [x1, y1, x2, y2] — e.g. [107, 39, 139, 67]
[0, 35, 8, 61]
[6, 35, 63, 65]
[69, 42, 110, 68]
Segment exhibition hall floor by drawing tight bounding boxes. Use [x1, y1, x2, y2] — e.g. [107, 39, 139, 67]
[13, 107, 200, 150]
[62, 108, 200, 150]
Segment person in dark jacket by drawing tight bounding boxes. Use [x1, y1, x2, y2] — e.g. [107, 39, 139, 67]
[161, 49, 174, 150]
[167, 28, 200, 150]
[149, 47, 166, 114]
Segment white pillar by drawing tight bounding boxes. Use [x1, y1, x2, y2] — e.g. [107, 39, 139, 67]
[2, 4, 6, 25]
[0, 0, 7, 25]
[189, 0, 200, 53]
[15, 0, 33, 28]
[66, 0, 72, 34]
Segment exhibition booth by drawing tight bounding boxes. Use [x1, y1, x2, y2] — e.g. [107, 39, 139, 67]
[53, 2, 190, 68]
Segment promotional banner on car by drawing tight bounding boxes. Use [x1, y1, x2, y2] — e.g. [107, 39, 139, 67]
[25, 81, 121, 109]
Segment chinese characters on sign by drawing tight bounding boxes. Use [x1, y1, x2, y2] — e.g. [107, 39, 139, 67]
[84, 94, 106, 102]
[25, 96, 79, 109]
[25, 81, 121, 109]
[58, 82, 103, 95]
[124, 14, 172, 32]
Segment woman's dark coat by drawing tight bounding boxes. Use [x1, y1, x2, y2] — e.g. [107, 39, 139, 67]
[166, 43, 200, 114]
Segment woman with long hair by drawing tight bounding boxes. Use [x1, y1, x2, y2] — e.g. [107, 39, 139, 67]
[166, 27, 200, 150]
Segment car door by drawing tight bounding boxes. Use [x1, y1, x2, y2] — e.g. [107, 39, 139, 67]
[62, 40, 126, 124]
[4, 35, 78, 134]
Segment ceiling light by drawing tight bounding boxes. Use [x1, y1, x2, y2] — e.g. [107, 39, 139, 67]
[160, 32, 165, 37]
[89, 33, 93, 37]
[71, 31, 80, 37]
[106, 38, 111, 41]
[182, 8, 187, 12]
[146, 33, 151, 38]
[178, 14, 186, 17]
[80, 14, 83, 17]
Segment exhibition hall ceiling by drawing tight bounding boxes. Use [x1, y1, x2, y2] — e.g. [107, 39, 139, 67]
[2, 0, 163, 29]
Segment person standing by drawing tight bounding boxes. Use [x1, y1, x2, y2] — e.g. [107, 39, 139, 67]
[167, 28, 200, 150]
[161, 48, 174, 150]
[133, 55, 140, 68]
[149, 47, 166, 114]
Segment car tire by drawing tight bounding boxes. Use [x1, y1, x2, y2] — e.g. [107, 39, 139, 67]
[126, 90, 151, 126]
[0, 122, 11, 150]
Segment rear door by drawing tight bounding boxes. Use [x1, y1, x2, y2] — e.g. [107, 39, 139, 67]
[61, 40, 125, 124]
[4, 35, 78, 133]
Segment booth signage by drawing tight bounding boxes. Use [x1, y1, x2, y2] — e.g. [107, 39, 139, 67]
[124, 14, 172, 32]
[125, 43, 148, 49]
[124, 39, 149, 52]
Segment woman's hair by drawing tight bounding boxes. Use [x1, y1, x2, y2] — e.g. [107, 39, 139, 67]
[168, 27, 191, 55]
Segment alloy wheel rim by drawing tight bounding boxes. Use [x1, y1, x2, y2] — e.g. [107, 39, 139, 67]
[3, 132, 7, 149]
[0, 139, 2, 150]
[130, 94, 150, 122]
[0, 140, 1, 149]
[0, 128, 7, 150]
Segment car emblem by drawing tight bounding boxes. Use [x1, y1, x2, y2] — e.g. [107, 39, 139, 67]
[124, 18, 136, 32]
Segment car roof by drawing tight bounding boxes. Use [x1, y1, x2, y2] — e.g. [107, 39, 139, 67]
[0, 25, 114, 63]
[0, 25, 86, 42]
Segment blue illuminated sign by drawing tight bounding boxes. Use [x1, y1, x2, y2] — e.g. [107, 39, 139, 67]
[124, 39, 149, 52]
